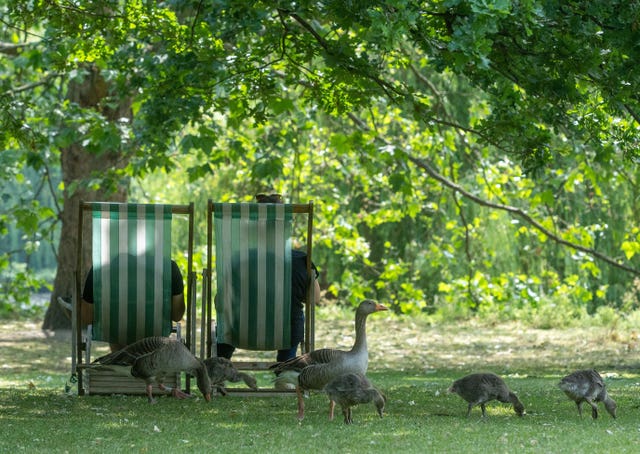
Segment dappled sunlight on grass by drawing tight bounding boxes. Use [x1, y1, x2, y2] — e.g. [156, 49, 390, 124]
[2, 310, 640, 452]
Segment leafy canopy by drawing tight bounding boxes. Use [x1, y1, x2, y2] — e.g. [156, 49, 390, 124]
[2, 1, 640, 318]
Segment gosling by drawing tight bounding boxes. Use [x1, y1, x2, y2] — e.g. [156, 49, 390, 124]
[448, 372, 525, 417]
[558, 369, 616, 419]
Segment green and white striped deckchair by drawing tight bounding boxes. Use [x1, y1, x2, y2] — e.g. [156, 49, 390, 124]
[73, 201, 196, 397]
[214, 202, 293, 351]
[205, 200, 315, 385]
[91, 203, 173, 346]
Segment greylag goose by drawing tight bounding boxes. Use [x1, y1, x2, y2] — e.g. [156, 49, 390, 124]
[92, 336, 212, 403]
[203, 357, 258, 395]
[324, 373, 386, 424]
[448, 372, 525, 417]
[558, 369, 616, 419]
[271, 299, 388, 420]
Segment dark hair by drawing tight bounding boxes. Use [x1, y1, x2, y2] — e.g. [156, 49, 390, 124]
[255, 193, 283, 203]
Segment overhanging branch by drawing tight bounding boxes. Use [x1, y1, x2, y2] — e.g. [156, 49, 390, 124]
[284, 10, 404, 101]
[279, 9, 638, 278]
[0, 42, 26, 56]
[408, 155, 640, 277]
[2, 72, 62, 97]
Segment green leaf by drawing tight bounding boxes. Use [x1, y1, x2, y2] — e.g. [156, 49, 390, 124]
[621, 241, 640, 260]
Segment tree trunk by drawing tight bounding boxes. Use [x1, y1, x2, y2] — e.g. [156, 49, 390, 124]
[42, 65, 132, 331]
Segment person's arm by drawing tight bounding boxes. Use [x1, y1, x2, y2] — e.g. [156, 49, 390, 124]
[171, 293, 186, 322]
[81, 268, 94, 326]
[170, 260, 186, 322]
[313, 278, 321, 304]
[81, 299, 94, 326]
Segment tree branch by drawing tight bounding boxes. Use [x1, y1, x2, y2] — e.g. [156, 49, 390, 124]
[3, 73, 62, 96]
[333, 50, 637, 277]
[623, 103, 640, 125]
[284, 10, 404, 101]
[407, 155, 640, 276]
[0, 42, 27, 56]
[0, 17, 45, 40]
[408, 61, 447, 116]
[452, 190, 481, 308]
[189, 0, 205, 46]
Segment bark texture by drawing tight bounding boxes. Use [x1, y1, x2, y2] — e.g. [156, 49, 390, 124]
[42, 65, 132, 331]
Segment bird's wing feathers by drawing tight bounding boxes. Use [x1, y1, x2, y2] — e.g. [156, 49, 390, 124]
[272, 348, 347, 374]
[92, 337, 171, 366]
[309, 348, 348, 364]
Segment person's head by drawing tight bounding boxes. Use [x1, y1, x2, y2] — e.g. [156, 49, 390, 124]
[256, 193, 283, 203]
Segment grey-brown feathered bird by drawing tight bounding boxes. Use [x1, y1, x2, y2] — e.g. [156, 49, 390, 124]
[558, 369, 616, 419]
[448, 372, 525, 417]
[92, 336, 211, 403]
[203, 356, 258, 395]
[324, 373, 385, 424]
[271, 300, 388, 420]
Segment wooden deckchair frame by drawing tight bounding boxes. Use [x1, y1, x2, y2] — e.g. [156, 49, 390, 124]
[203, 200, 314, 395]
[73, 201, 196, 396]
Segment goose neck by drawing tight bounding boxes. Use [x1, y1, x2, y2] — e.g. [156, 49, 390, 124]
[351, 312, 368, 352]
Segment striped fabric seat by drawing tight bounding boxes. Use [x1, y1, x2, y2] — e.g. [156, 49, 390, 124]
[91, 203, 173, 346]
[213, 203, 293, 350]
[72, 201, 195, 397]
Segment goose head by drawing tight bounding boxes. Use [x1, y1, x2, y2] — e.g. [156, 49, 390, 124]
[603, 396, 617, 418]
[195, 362, 212, 402]
[357, 299, 388, 315]
[373, 390, 386, 417]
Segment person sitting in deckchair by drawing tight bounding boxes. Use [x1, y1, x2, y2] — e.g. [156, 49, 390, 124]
[216, 193, 321, 362]
[80, 254, 185, 352]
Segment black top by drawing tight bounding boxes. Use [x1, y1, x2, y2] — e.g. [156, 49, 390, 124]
[82, 259, 184, 303]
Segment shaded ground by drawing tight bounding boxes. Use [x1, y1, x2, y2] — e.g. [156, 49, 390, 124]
[1, 309, 639, 389]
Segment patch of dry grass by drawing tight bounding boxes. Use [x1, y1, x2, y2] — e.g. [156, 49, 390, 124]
[2, 307, 638, 390]
[316, 308, 640, 375]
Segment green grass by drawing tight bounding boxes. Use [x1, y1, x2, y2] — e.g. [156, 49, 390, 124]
[1, 311, 639, 453]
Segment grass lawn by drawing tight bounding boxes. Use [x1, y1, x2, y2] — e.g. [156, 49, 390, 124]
[1, 306, 639, 453]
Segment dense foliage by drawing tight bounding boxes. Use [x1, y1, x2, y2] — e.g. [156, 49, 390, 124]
[1, 1, 640, 324]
